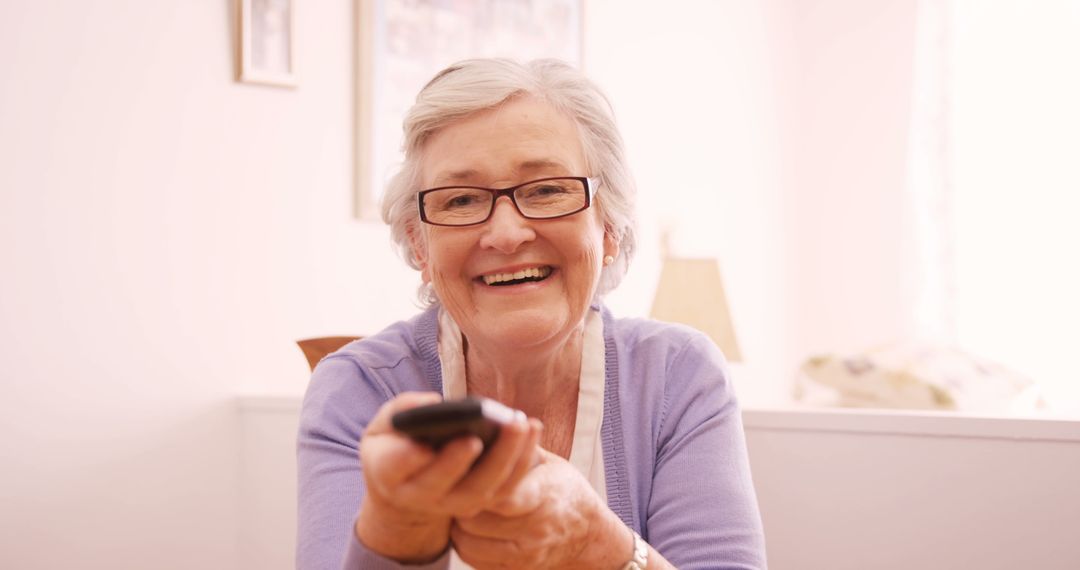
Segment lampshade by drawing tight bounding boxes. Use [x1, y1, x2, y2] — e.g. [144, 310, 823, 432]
[650, 257, 742, 362]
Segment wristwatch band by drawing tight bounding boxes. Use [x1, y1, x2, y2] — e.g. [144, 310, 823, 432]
[621, 529, 648, 570]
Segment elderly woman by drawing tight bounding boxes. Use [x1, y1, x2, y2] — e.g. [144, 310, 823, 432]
[297, 59, 766, 570]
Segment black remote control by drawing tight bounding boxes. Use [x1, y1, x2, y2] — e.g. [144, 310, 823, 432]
[391, 397, 517, 449]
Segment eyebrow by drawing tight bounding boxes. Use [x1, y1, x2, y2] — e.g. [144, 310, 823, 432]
[432, 159, 572, 186]
[517, 159, 569, 173]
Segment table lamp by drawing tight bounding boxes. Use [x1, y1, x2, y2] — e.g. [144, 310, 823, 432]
[650, 256, 742, 362]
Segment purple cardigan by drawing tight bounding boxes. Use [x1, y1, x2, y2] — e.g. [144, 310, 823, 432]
[297, 304, 767, 569]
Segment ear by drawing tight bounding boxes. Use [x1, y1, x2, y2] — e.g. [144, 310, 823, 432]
[407, 224, 432, 283]
[603, 229, 620, 262]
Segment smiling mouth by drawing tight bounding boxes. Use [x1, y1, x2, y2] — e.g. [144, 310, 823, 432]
[481, 266, 553, 286]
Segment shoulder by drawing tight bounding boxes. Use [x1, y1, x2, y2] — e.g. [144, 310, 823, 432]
[326, 305, 440, 371]
[602, 309, 737, 431]
[605, 312, 729, 374]
[300, 307, 441, 427]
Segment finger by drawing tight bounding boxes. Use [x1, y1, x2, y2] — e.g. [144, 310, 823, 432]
[448, 412, 531, 502]
[451, 522, 521, 568]
[535, 445, 559, 465]
[454, 509, 520, 540]
[364, 391, 444, 436]
[360, 431, 438, 492]
[396, 435, 485, 505]
[490, 418, 543, 503]
[360, 395, 445, 497]
[485, 473, 543, 517]
[486, 456, 548, 516]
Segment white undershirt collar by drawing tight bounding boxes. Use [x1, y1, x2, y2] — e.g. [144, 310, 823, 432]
[436, 307, 606, 495]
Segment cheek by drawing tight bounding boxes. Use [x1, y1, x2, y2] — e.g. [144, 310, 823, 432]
[426, 234, 472, 289]
[581, 221, 607, 270]
[565, 233, 605, 292]
[580, 241, 602, 270]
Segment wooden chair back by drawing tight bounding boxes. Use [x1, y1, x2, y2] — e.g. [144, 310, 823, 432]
[296, 336, 361, 372]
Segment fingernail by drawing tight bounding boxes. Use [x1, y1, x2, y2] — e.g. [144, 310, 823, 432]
[514, 410, 527, 424]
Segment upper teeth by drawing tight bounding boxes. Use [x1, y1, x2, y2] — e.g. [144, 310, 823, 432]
[482, 266, 551, 285]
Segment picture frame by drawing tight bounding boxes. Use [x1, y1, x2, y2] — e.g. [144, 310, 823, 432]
[238, 0, 297, 88]
[354, 0, 584, 220]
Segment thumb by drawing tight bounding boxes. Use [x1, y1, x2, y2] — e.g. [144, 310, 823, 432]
[486, 452, 559, 516]
[535, 447, 559, 464]
[364, 391, 443, 436]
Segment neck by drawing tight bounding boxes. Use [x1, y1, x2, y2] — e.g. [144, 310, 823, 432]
[463, 326, 584, 417]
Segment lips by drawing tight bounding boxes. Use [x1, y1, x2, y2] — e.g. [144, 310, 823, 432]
[480, 266, 553, 286]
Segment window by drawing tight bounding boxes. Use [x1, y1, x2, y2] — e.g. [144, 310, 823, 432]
[929, 0, 1080, 415]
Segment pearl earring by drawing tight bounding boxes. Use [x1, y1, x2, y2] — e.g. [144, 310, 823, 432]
[603, 255, 615, 266]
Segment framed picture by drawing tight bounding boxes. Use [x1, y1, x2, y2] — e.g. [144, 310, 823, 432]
[238, 0, 297, 88]
[354, 0, 584, 220]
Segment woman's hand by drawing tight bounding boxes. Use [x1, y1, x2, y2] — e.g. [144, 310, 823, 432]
[355, 392, 542, 563]
[450, 449, 633, 570]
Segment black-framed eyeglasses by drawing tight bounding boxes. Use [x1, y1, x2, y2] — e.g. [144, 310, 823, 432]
[417, 176, 600, 227]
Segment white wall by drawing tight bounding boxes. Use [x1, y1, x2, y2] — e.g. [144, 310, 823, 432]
[588, 0, 924, 406]
[0, 1, 418, 568]
[775, 0, 922, 361]
[585, 0, 792, 406]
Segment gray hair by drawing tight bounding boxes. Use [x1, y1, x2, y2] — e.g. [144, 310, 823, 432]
[380, 58, 637, 305]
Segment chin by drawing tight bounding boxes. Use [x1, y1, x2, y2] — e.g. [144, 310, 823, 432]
[479, 305, 575, 348]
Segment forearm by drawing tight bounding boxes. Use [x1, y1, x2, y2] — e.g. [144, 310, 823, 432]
[638, 335, 767, 568]
[355, 496, 452, 564]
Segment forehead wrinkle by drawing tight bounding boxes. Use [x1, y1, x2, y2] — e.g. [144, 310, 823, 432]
[423, 99, 584, 187]
[432, 158, 573, 188]
[436, 168, 480, 185]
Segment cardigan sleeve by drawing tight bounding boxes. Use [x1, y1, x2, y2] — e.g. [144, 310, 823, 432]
[295, 355, 449, 570]
[645, 332, 768, 569]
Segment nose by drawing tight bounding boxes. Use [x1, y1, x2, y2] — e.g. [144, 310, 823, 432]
[478, 196, 535, 253]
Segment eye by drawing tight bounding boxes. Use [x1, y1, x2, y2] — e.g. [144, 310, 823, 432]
[446, 194, 479, 208]
[536, 184, 569, 195]
[432, 188, 488, 211]
[521, 183, 571, 200]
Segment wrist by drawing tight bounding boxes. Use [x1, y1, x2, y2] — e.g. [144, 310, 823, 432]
[355, 496, 451, 563]
[621, 529, 648, 570]
[578, 502, 638, 570]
